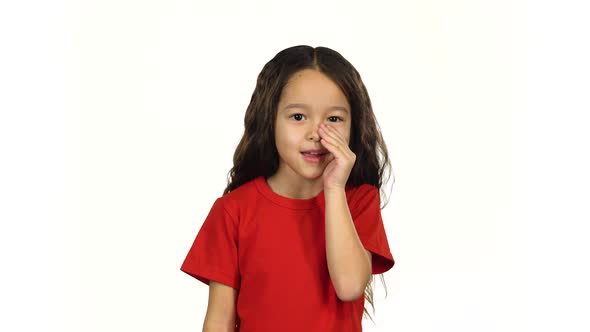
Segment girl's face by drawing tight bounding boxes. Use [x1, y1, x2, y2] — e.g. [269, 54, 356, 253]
[274, 69, 352, 182]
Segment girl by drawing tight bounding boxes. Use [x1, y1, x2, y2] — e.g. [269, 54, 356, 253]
[180, 45, 395, 332]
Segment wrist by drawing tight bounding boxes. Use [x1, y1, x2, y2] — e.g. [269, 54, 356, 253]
[323, 186, 346, 197]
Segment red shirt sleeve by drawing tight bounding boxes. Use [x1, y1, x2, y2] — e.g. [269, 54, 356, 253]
[180, 197, 240, 289]
[350, 185, 395, 274]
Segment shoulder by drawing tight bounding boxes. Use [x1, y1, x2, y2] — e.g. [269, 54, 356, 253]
[346, 183, 379, 202]
[214, 177, 260, 214]
[346, 183, 380, 213]
[346, 183, 377, 196]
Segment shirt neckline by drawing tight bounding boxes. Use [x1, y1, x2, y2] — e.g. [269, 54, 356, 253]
[254, 176, 326, 210]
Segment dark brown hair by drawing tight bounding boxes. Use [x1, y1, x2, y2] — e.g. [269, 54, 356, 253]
[223, 45, 394, 322]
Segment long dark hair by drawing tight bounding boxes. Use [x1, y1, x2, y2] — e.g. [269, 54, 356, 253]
[223, 45, 394, 322]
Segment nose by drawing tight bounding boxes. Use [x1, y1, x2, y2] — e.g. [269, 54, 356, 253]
[307, 122, 321, 142]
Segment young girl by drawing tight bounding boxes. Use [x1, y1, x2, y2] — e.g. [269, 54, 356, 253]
[180, 45, 395, 331]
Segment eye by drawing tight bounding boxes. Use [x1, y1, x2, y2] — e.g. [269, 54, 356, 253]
[328, 116, 343, 122]
[289, 113, 305, 121]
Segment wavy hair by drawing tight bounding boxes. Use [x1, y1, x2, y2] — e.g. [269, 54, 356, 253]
[223, 45, 394, 323]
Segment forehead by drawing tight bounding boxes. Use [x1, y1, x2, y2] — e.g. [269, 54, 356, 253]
[279, 69, 350, 112]
[281, 103, 349, 114]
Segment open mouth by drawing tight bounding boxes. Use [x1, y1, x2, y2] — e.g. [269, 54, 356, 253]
[301, 152, 328, 162]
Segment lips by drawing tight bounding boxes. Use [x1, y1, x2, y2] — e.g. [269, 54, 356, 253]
[301, 149, 329, 156]
[301, 151, 327, 163]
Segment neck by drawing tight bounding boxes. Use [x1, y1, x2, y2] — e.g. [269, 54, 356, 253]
[266, 172, 323, 199]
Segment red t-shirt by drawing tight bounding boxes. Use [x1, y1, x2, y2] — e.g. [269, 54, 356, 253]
[180, 176, 395, 331]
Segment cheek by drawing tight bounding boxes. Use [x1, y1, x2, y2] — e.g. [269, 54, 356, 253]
[336, 127, 351, 144]
[274, 133, 288, 151]
[345, 125, 352, 144]
[274, 127, 298, 151]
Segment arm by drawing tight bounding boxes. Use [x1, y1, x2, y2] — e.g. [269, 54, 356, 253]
[202, 281, 238, 332]
[324, 188, 372, 302]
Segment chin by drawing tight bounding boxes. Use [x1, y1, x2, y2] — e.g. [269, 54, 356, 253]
[280, 157, 326, 181]
[296, 168, 325, 181]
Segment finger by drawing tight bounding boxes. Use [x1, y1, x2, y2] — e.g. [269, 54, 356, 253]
[320, 125, 346, 147]
[320, 126, 353, 158]
[320, 135, 348, 160]
[324, 125, 355, 159]
[319, 128, 342, 150]
[320, 135, 343, 157]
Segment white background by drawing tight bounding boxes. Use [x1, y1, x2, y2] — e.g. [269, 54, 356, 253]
[1, 0, 588, 331]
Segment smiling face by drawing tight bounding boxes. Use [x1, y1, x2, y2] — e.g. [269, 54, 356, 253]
[272, 69, 352, 187]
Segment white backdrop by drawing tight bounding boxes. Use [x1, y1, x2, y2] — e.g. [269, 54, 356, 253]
[1, 0, 588, 331]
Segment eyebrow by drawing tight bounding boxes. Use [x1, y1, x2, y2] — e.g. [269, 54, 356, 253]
[282, 103, 349, 114]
